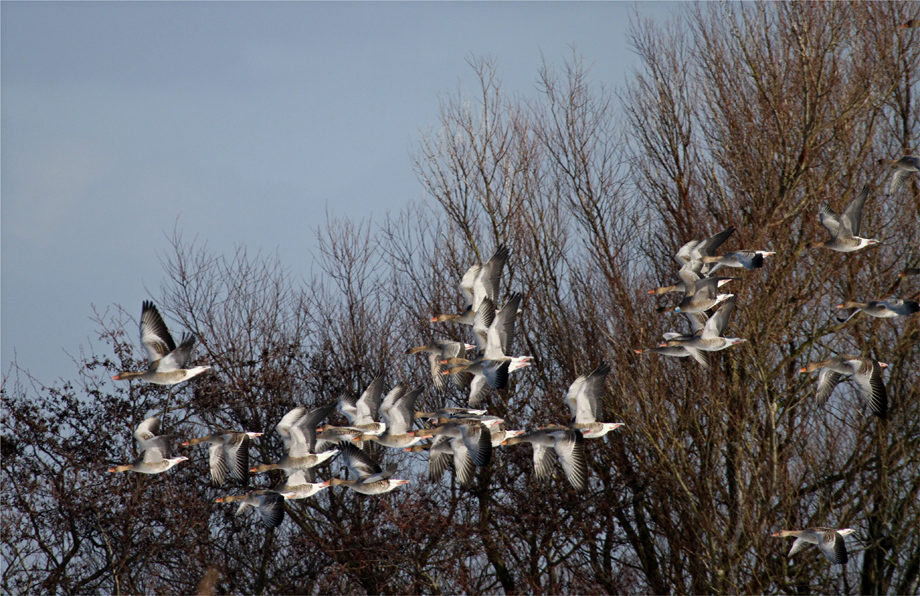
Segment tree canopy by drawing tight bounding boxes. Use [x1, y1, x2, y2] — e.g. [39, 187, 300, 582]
[3, 2, 919, 594]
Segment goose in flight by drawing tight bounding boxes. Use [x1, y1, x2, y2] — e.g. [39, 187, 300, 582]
[330, 443, 409, 495]
[772, 528, 856, 564]
[648, 273, 737, 296]
[460, 245, 510, 312]
[250, 403, 339, 474]
[660, 296, 745, 352]
[108, 417, 187, 474]
[427, 419, 494, 468]
[332, 375, 388, 438]
[674, 227, 736, 269]
[503, 427, 589, 493]
[277, 471, 331, 500]
[562, 364, 624, 439]
[800, 356, 888, 419]
[430, 245, 510, 324]
[406, 341, 475, 392]
[659, 269, 733, 314]
[407, 418, 500, 490]
[444, 293, 531, 405]
[441, 359, 514, 407]
[415, 407, 487, 421]
[409, 435, 476, 489]
[112, 301, 211, 385]
[635, 344, 709, 368]
[183, 430, 262, 486]
[807, 185, 878, 252]
[836, 299, 919, 322]
[354, 386, 433, 448]
[215, 490, 291, 528]
[702, 250, 775, 275]
[637, 315, 709, 367]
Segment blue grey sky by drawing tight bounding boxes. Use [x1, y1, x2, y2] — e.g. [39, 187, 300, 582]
[2, 1, 676, 384]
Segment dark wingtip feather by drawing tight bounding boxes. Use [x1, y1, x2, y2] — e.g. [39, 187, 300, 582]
[260, 493, 286, 528]
[490, 361, 510, 389]
[832, 533, 848, 565]
[569, 430, 588, 493]
[473, 427, 493, 467]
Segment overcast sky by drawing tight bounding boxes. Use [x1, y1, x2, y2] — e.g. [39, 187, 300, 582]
[2, 1, 677, 385]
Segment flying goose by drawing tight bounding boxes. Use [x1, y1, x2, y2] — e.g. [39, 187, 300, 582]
[354, 386, 433, 448]
[108, 417, 187, 474]
[674, 227, 736, 268]
[330, 443, 409, 495]
[659, 269, 733, 314]
[430, 245, 510, 324]
[660, 296, 745, 352]
[648, 275, 738, 296]
[836, 299, 919, 322]
[635, 344, 709, 367]
[328, 376, 388, 442]
[444, 294, 531, 405]
[772, 528, 856, 564]
[636, 315, 709, 366]
[800, 356, 888, 419]
[441, 359, 513, 408]
[701, 250, 775, 275]
[461, 245, 510, 312]
[878, 155, 918, 195]
[427, 419, 493, 467]
[112, 301, 211, 386]
[487, 427, 526, 446]
[415, 407, 487, 421]
[405, 436, 472, 489]
[405, 341, 475, 391]
[562, 364, 624, 439]
[470, 294, 524, 359]
[250, 403, 339, 474]
[215, 490, 291, 528]
[808, 185, 879, 252]
[183, 431, 262, 486]
[503, 427, 589, 492]
[276, 471, 331, 499]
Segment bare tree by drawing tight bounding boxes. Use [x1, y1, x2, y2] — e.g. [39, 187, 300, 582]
[3, 2, 918, 594]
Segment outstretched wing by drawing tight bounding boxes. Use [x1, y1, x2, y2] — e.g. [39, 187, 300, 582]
[485, 293, 521, 359]
[841, 185, 869, 237]
[476, 245, 510, 308]
[338, 442, 382, 479]
[848, 358, 887, 419]
[157, 334, 195, 372]
[702, 296, 737, 339]
[817, 530, 848, 565]
[818, 205, 842, 239]
[140, 301, 176, 362]
[552, 430, 588, 493]
[815, 368, 844, 406]
[355, 376, 385, 424]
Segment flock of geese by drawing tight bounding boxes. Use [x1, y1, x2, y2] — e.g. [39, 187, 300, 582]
[107, 155, 918, 569]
